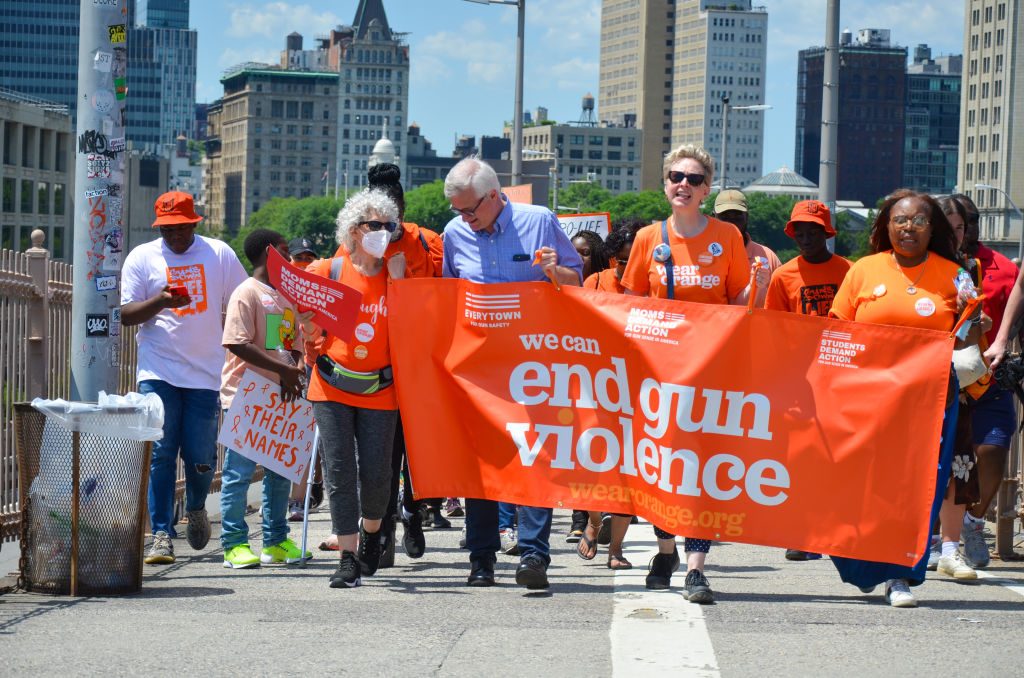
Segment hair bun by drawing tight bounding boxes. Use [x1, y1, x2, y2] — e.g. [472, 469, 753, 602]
[368, 163, 401, 187]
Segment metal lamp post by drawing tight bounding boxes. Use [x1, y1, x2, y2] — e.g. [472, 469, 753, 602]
[976, 183, 1024, 261]
[523, 148, 558, 210]
[719, 97, 771, 191]
[463, 0, 525, 186]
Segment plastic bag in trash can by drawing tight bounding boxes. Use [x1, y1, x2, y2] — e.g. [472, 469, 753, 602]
[30, 391, 164, 441]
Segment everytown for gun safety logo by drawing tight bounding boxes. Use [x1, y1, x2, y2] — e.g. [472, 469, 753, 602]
[817, 329, 865, 369]
[463, 291, 522, 328]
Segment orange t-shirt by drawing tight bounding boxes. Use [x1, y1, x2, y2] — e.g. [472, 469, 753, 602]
[829, 251, 961, 331]
[765, 254, 852, 316]
[584, 269, 626, 294]
[304, 256, 397, 410]
[620, 217, 749, 304]
[333, 222, 440, 279]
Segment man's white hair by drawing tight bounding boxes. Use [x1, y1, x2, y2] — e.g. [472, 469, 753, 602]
[335, 188, 399, 253]
[443, 157, 501, 200]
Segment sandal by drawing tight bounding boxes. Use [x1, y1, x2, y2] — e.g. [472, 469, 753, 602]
[607, 553, 633, 570]
[318, 539, 340, 552]
[576, 521, 601, 561]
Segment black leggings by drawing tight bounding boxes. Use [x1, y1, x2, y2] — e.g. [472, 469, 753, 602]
[386, 415, 442, 518]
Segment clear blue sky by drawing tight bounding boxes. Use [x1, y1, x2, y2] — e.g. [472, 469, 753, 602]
[191, 1, 964, 176]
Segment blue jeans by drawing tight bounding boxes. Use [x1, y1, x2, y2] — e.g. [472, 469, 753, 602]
[498, 502, 518, 531]
[466, 498, 552, 566]
[220, 448, 291, 549]
[139, 379, 219, 536]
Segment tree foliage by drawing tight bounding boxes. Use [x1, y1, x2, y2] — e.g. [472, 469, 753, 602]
[404, 180, 451, 233]
[229, 196, 345, 270]
[550, 181, 670, 226]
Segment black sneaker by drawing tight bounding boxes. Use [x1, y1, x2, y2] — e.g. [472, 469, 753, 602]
[403, 509, 426, 558]
[309, 482, 324, 511]
[358, 524, 384, 576]
[645, 548, 680, 590]
[467, 558, 495, 587]
[378, 517, 397, 569]
[431, 508, 452, 529]
[566, 510, 588, 543]
[683, 568, 714, 604]
[597, 514, 612, 545]
[329, 551, 361, 588]
[515, 554, 550, 590]
[785, 549, 809, 561]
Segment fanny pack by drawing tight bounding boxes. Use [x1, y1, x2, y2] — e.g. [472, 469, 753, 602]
[316, 354, 393, 395]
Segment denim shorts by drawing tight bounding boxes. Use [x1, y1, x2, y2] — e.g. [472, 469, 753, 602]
[971, 384, 1018, 448]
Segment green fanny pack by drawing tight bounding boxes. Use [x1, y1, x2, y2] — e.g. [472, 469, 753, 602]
[316, 354, 394, 395]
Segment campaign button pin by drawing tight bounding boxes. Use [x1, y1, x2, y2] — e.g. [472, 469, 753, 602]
[915, 297, 936, 317]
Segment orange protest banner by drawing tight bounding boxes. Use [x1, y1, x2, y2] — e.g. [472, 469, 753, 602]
[503, 183, 534, 205]
[390, 279, 955, 566]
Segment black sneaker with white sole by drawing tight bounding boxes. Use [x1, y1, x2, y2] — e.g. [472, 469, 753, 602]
[358, 524, 384, 576]
[329, 551, 361, 588]
[684, 568, 714, 604]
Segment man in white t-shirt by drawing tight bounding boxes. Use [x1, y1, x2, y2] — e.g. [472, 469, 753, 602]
[120, 191, 247, 565]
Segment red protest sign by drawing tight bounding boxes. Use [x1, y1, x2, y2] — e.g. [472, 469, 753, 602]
[267, 246, 363, 341]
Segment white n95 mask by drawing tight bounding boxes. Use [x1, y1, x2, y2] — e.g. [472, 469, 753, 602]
[361, 229, 389, 258]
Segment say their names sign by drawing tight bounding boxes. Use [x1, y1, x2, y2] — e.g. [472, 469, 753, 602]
[218, 370, 316, 484]
[557, 212, 610, 240]
[267, 246, 362, 341]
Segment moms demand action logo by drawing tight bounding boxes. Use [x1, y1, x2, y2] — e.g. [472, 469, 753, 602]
[625, 307, 685, 346]
[817, 329, 865, 369]
[464, 291, 522, 328]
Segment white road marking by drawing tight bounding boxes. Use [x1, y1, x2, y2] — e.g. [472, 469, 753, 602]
[610, 536, 720, 677]
[976, 569, 1024, 599]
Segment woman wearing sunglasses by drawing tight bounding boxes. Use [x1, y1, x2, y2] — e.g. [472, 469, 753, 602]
[829, 189, 980, 608]
[301, 188, 406, 589]
[620, 144, 770, 604]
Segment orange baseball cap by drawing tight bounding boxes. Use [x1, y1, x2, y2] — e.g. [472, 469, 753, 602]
[785, 199, 835, 238]
[152, 191, 203, 228]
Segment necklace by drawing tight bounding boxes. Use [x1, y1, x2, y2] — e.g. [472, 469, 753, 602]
[892, 252, 929, 295]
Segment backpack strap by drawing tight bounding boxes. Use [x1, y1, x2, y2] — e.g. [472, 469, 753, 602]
[661, 219, 674, 300]
[330, 256, 344, 281]
[418, 231, 430, 252]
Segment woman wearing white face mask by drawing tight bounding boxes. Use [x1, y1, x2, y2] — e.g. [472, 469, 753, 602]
[301, 188, 406, 589]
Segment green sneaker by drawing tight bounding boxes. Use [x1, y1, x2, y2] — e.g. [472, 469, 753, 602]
[261, 538, 313, 565]
[223, 544, 260, 569]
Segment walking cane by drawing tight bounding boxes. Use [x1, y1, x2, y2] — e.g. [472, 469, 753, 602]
[299, 425, 320, 568]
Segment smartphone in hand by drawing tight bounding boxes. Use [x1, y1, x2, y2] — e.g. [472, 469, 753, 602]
[168, 285, 188, 297]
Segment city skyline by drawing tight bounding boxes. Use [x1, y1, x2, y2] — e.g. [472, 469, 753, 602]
[192, 0, 964, 177]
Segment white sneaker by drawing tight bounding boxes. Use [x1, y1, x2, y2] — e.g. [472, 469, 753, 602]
[499, 528, 519, 556]
[926, 537, 940, 571]
[937, 551, 978, 580]
[884, 578, 917, 608]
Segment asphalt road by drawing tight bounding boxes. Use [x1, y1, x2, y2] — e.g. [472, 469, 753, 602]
[3, 505, 1024, 676]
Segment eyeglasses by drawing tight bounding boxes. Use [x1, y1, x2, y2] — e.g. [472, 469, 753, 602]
[360, 220, 398, 232]
[450, 194, 487, 218]
[666, 171, 706, 187]
[890, 214, 930, 230]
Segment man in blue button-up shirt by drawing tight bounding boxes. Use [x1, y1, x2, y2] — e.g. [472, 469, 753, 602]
[442, 157, 583, 590]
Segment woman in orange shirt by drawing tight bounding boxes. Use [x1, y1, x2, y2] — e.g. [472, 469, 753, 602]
[583, 220, 644, 294]
[830, 189, 980, 608]
[620, 144, 770, 604]
[302, 188, 406, 589]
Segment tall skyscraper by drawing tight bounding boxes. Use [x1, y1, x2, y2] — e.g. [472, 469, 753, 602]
[903, 45, 961, 196]
[0, 0, 80, 113]
[205, 67, 339, 233]
[128, 1, 198, 150]
[796, 29, 907, 207]
[959, 0, 1022, 252]
[332, 0, 410, 190]
[0, 0, 196, 150]
[599, 0, 768, 191]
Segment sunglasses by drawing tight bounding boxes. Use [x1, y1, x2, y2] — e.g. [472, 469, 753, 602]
[450, 194, 487, 218]
[360, 220, 398, 232]
[666, 171, 706, 187]
[890, 214, 930, 231]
